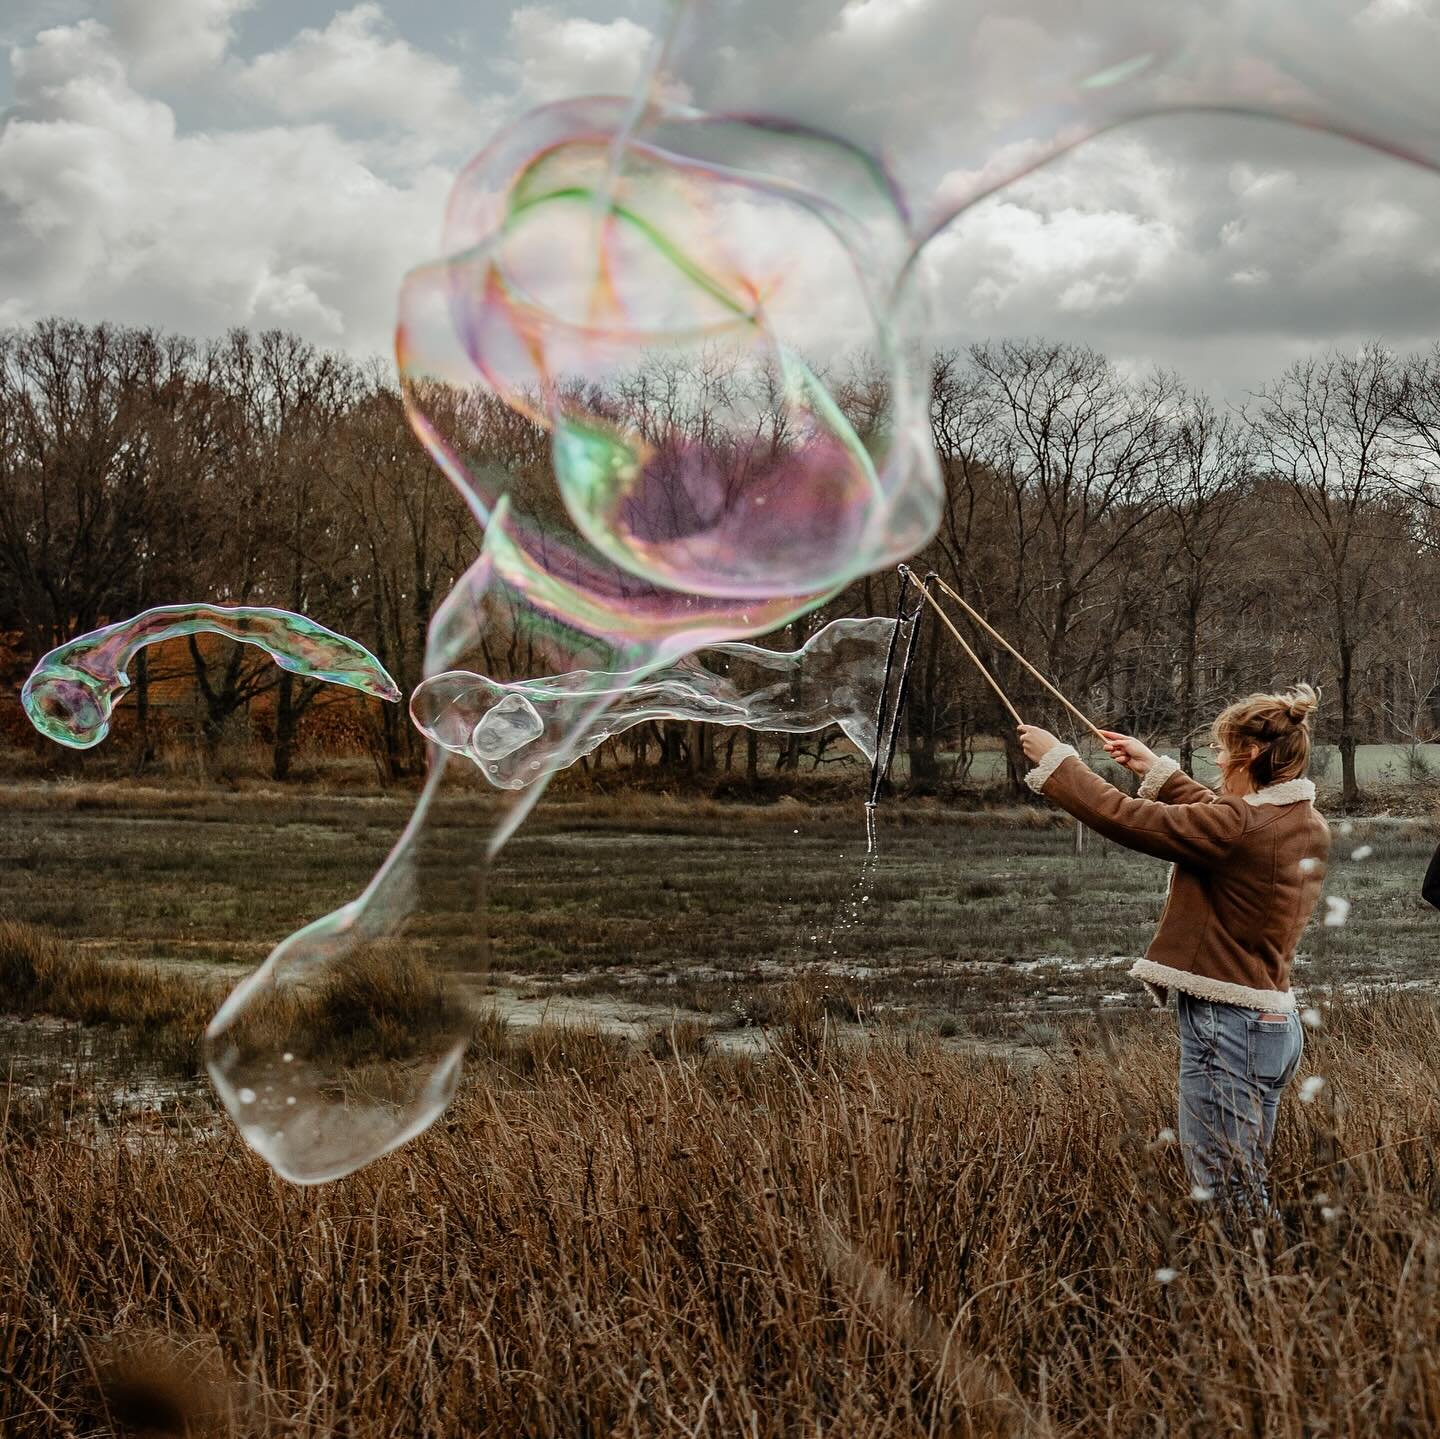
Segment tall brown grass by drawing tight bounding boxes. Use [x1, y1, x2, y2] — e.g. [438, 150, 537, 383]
[0, 922, 480, 1078]
[0, 920, 222, 1073]
[6, 990, 1440, 1435]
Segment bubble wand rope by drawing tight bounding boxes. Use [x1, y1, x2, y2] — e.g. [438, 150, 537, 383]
[927, 575, 1108, 744]
[901, 569, 1025, 727]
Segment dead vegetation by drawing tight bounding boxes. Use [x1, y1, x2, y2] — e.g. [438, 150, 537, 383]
[6, 991, 1440, 1435]
[0, 919, 221, 1074]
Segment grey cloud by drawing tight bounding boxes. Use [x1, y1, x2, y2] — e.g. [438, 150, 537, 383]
[4, 0, 1440, 403]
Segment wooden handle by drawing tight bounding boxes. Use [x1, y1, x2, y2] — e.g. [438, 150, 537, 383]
[930, 576, 1107, 743]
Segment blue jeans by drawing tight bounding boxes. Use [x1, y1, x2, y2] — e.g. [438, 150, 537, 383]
[1177, 992, 1304, 1222]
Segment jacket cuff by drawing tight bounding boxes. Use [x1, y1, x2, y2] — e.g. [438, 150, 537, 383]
[1136, 754, 1181, 800]
[1024, 743, 1078, 794]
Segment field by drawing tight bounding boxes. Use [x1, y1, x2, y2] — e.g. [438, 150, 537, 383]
[4, 777, 1440, 1435]
[945, 741, 1440, 792]
[2, 777, 1437, 1044]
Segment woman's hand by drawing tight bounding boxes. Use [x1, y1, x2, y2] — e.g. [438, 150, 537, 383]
[1100, 729, 1159, 776]
[1017, 725, 1061, 764]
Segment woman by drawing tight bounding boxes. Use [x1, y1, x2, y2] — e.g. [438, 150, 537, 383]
[1018, 686, 1329, 1221]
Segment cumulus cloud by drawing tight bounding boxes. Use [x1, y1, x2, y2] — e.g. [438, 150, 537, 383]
[919, 109, 1440, 394]
[504, 5, 654, 102]
[111, 0, 254, 84]
[0, 17, 450, 351]
[235, 4, 487, 143]
[4, 0, 1440, 400]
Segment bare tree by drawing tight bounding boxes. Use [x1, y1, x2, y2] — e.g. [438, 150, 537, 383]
[1157, 393, 1255, 772]
[1251, 348, 1407, 806]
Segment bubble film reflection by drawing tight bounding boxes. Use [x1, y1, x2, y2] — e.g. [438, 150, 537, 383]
[397, 95, 939, 607]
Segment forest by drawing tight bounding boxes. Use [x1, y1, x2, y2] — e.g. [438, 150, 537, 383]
[4, 317, 1440, 803]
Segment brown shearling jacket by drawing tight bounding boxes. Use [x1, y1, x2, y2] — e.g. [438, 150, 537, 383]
[1026, 747, 1330, 1011]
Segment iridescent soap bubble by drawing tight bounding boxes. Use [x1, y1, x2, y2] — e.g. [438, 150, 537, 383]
[410, 614, 912, 790]
[398, 95, 938, 610]
[22, 604, 400, 749]
[207, 0, 1440, 1183]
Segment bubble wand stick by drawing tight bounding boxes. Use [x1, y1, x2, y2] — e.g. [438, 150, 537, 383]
[925, 574, 1108, 744]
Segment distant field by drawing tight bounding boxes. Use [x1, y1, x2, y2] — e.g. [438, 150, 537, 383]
[8, 781, 1440, 1435]
[1, 779, 1436, 1049]
[931, 741, 1440, 789]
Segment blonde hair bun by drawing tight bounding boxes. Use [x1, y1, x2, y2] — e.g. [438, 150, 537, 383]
[1211, 683, 1319, 787]
[1284, 684, 1320, 726]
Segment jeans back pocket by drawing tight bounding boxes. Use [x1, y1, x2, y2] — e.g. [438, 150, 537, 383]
[1246, 1017, 1293, 1085]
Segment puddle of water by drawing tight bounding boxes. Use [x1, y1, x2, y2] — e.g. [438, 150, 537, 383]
[533, 832, 752, 850]
[1014, 954, 1136, 974]
[0, 1014, 207, 1118]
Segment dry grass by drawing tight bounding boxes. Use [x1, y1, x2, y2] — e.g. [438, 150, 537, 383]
[1, 921, 489, 1088]
[7, 992, 1440, 1435]
[0, 920, 222, 1074]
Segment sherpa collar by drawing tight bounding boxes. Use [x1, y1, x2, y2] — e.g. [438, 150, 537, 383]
[1243, 777, 1316, 807]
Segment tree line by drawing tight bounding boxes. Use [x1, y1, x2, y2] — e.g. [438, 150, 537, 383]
[3, 318, 1440, 800]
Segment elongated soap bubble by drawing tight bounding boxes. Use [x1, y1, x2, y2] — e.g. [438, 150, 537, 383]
[207, 0, 1440, 1186]
[204, 510, 679, 1182]
[22, 604, 400, 750]
[411, 615, 910, 790]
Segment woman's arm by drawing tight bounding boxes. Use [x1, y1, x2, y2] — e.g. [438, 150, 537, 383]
[1100, 731, 1216, 806]
[1020, 729, 1245, 868]
[1423, 843, 1440, 912]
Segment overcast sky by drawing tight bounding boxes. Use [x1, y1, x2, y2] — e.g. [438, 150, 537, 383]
[4, 0, 1440, 400]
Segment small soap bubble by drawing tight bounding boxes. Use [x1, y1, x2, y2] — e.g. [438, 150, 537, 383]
[238, 1088, 256, 1105]
[1155, 1267, 1179, 1285]
[1300, 1075, 1326, 1103]
[1324, 896, 1351, 928]
[1190, 1184, 1214, 1202]
[414, 618, 911, 792]
[1350, 845, 1373, 861]
[1302, 1007, 1323, 1029]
